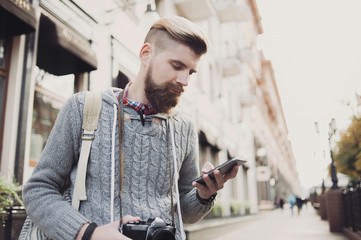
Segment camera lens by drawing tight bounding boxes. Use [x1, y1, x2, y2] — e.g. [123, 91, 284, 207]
[148, 229, 175, 240]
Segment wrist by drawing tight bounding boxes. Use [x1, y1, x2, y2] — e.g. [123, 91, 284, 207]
[81, 222, 97, 240]
[196, 190, 217, 205]
[76, 223, 89, 240]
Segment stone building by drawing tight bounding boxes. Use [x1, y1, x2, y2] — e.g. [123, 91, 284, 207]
[0, 0, 300, 218]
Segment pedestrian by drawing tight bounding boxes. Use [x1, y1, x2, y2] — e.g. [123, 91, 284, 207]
[287, 193, 296, 215]
[279, 197, 285, 209]
[303, 197, 309, 208]
[20, 16, 239, 240]
[296, 196, 304, 216]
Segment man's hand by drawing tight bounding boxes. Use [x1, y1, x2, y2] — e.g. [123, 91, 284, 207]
[76, 215, 140, 240]
[192, 162, 239, 200]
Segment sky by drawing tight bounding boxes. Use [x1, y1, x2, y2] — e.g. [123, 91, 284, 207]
[255, 0, 361, 190]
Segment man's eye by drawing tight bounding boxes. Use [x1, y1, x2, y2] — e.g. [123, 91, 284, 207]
[172, 64, 182, 70]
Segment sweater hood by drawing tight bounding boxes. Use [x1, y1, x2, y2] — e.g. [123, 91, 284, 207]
[101, 88, 181, 119]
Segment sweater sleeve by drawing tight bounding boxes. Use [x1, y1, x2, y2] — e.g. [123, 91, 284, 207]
[177, 120, 212, 224]
[22, 93, 89, 240]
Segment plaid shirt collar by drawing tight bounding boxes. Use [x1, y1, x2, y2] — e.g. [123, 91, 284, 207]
[117, 82, 156, 115]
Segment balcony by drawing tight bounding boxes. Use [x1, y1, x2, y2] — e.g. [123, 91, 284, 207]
[174, 0, 216, 21]
[214, 1, 252, 23]
[219, 41, 240, 77]
[221, 58, 241, 77]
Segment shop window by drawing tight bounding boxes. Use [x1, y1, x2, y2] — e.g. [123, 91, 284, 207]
[198, 133, 220, 173]
[34, 67, 75, 99]
[0, 37, 10, 166]
[0, 39, 7, 132]
[0, 75, 6, 142]
[231, 178, 238, 200]
[210, 146, 218, 166]
[0, 39, 6, 68]
[199, 144, 206, 165]
[29, 6, 98, 166]
[29, 84, 67, 166]
[113, 71, 129, 89]
[29, 67, 73, 166]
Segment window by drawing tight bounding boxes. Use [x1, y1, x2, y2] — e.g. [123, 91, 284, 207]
[0, 75, 6, 142]
[113, 71, 129, 89]
[0, 39, 6, 67]
[29, 67, 73, 166]
[34, 67, 75, 99]
[0, 37, 10, 165]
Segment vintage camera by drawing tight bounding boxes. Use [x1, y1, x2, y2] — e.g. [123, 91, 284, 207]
[122, 217, 176, 240]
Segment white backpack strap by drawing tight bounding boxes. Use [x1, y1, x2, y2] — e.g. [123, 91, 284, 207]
[72, 91, 102, 210]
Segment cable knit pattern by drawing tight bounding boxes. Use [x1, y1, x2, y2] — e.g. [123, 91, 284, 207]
[22, 88, 212, 240]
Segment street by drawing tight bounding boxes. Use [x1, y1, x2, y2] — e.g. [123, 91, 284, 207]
[187, 206, 349, 240]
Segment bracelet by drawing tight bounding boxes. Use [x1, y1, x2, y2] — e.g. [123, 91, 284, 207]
[196, 190, 217, 205]
[82, 222, 97, 240]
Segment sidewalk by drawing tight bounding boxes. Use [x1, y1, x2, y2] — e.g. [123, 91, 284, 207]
[186, 206, 350, 240]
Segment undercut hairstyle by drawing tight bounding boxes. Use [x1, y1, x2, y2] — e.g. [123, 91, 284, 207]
[144, 16, 209, 56]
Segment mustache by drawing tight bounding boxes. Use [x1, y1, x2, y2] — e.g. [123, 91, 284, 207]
[167, 83, 184, 94]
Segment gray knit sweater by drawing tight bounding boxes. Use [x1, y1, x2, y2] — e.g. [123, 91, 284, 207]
[22, 88, 212, 240]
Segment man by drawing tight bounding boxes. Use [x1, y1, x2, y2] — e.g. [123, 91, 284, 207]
[22, 16, 239, 240]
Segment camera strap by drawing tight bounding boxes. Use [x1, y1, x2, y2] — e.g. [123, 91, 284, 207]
[166, 118, 175, 226]
[118, 90, 125, 226]
[168, 118, 186, 240]
[117, 90, 176, 227]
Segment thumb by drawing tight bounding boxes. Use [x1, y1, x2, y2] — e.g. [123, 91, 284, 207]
[122, 215, 141, 224]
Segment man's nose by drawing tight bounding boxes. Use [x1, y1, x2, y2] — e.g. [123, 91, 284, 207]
[175, 71, 189, 87]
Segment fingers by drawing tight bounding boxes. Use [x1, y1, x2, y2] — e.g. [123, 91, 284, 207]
[201, 165, 239, 189]
[192, 170, 223, 199]
[209, 170, 224, 190]
[192, 165, 240, 200]
[122, 215, 141, 224]
[92, 221, 133, 240]
[224, 165, 239, 182]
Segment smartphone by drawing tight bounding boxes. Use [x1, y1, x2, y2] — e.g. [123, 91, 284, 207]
[193, 158, 247, 185]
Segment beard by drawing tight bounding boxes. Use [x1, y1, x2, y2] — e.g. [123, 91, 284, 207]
[144, 66, 184, 114]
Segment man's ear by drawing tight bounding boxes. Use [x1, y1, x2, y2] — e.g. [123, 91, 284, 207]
[139, 43, 152, 65]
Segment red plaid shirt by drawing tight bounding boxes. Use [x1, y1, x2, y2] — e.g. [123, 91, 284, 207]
[115, 82, 156, 115]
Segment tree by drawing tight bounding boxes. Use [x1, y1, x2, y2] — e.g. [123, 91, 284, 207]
[334, 116, 361, 180]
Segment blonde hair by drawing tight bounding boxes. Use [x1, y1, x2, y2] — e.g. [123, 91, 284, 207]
[144, 16, 208, 56]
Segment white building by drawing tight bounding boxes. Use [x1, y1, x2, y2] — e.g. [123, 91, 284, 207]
[0, 0, 300, 219]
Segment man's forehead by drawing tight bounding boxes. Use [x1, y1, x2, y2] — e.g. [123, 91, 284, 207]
[165, 45, 200, 63]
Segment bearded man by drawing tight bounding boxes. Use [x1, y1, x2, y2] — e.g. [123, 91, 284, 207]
[22, 16, 239, 240]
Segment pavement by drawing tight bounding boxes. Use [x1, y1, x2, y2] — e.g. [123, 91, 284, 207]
[185, 205, 350, 240]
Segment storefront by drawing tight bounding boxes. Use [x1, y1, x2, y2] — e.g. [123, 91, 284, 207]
[0, 0, 37, 38]
[1, 0, 146, 183]
[0, 0, 100, 183]
[28, 6, 98, 170]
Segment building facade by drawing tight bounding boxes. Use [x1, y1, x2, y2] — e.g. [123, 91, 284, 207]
[0, 0, 301, 218]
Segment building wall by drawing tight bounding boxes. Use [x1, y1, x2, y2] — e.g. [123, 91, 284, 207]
[0, 0, 300, 218]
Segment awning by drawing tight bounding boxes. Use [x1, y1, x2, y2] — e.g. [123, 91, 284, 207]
[36, 12, 98, 76]
[0, 0, 37, 38]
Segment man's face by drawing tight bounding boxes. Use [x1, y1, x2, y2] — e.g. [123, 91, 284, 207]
[144, 66, 183, 113]
[144, 42, 201, 113]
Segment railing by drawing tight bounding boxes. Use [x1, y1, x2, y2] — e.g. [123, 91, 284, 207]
[343, 185, 361, 232]
[0, 206, 27, 240]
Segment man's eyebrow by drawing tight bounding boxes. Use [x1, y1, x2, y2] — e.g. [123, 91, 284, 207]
[170, 59, 197, 73]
